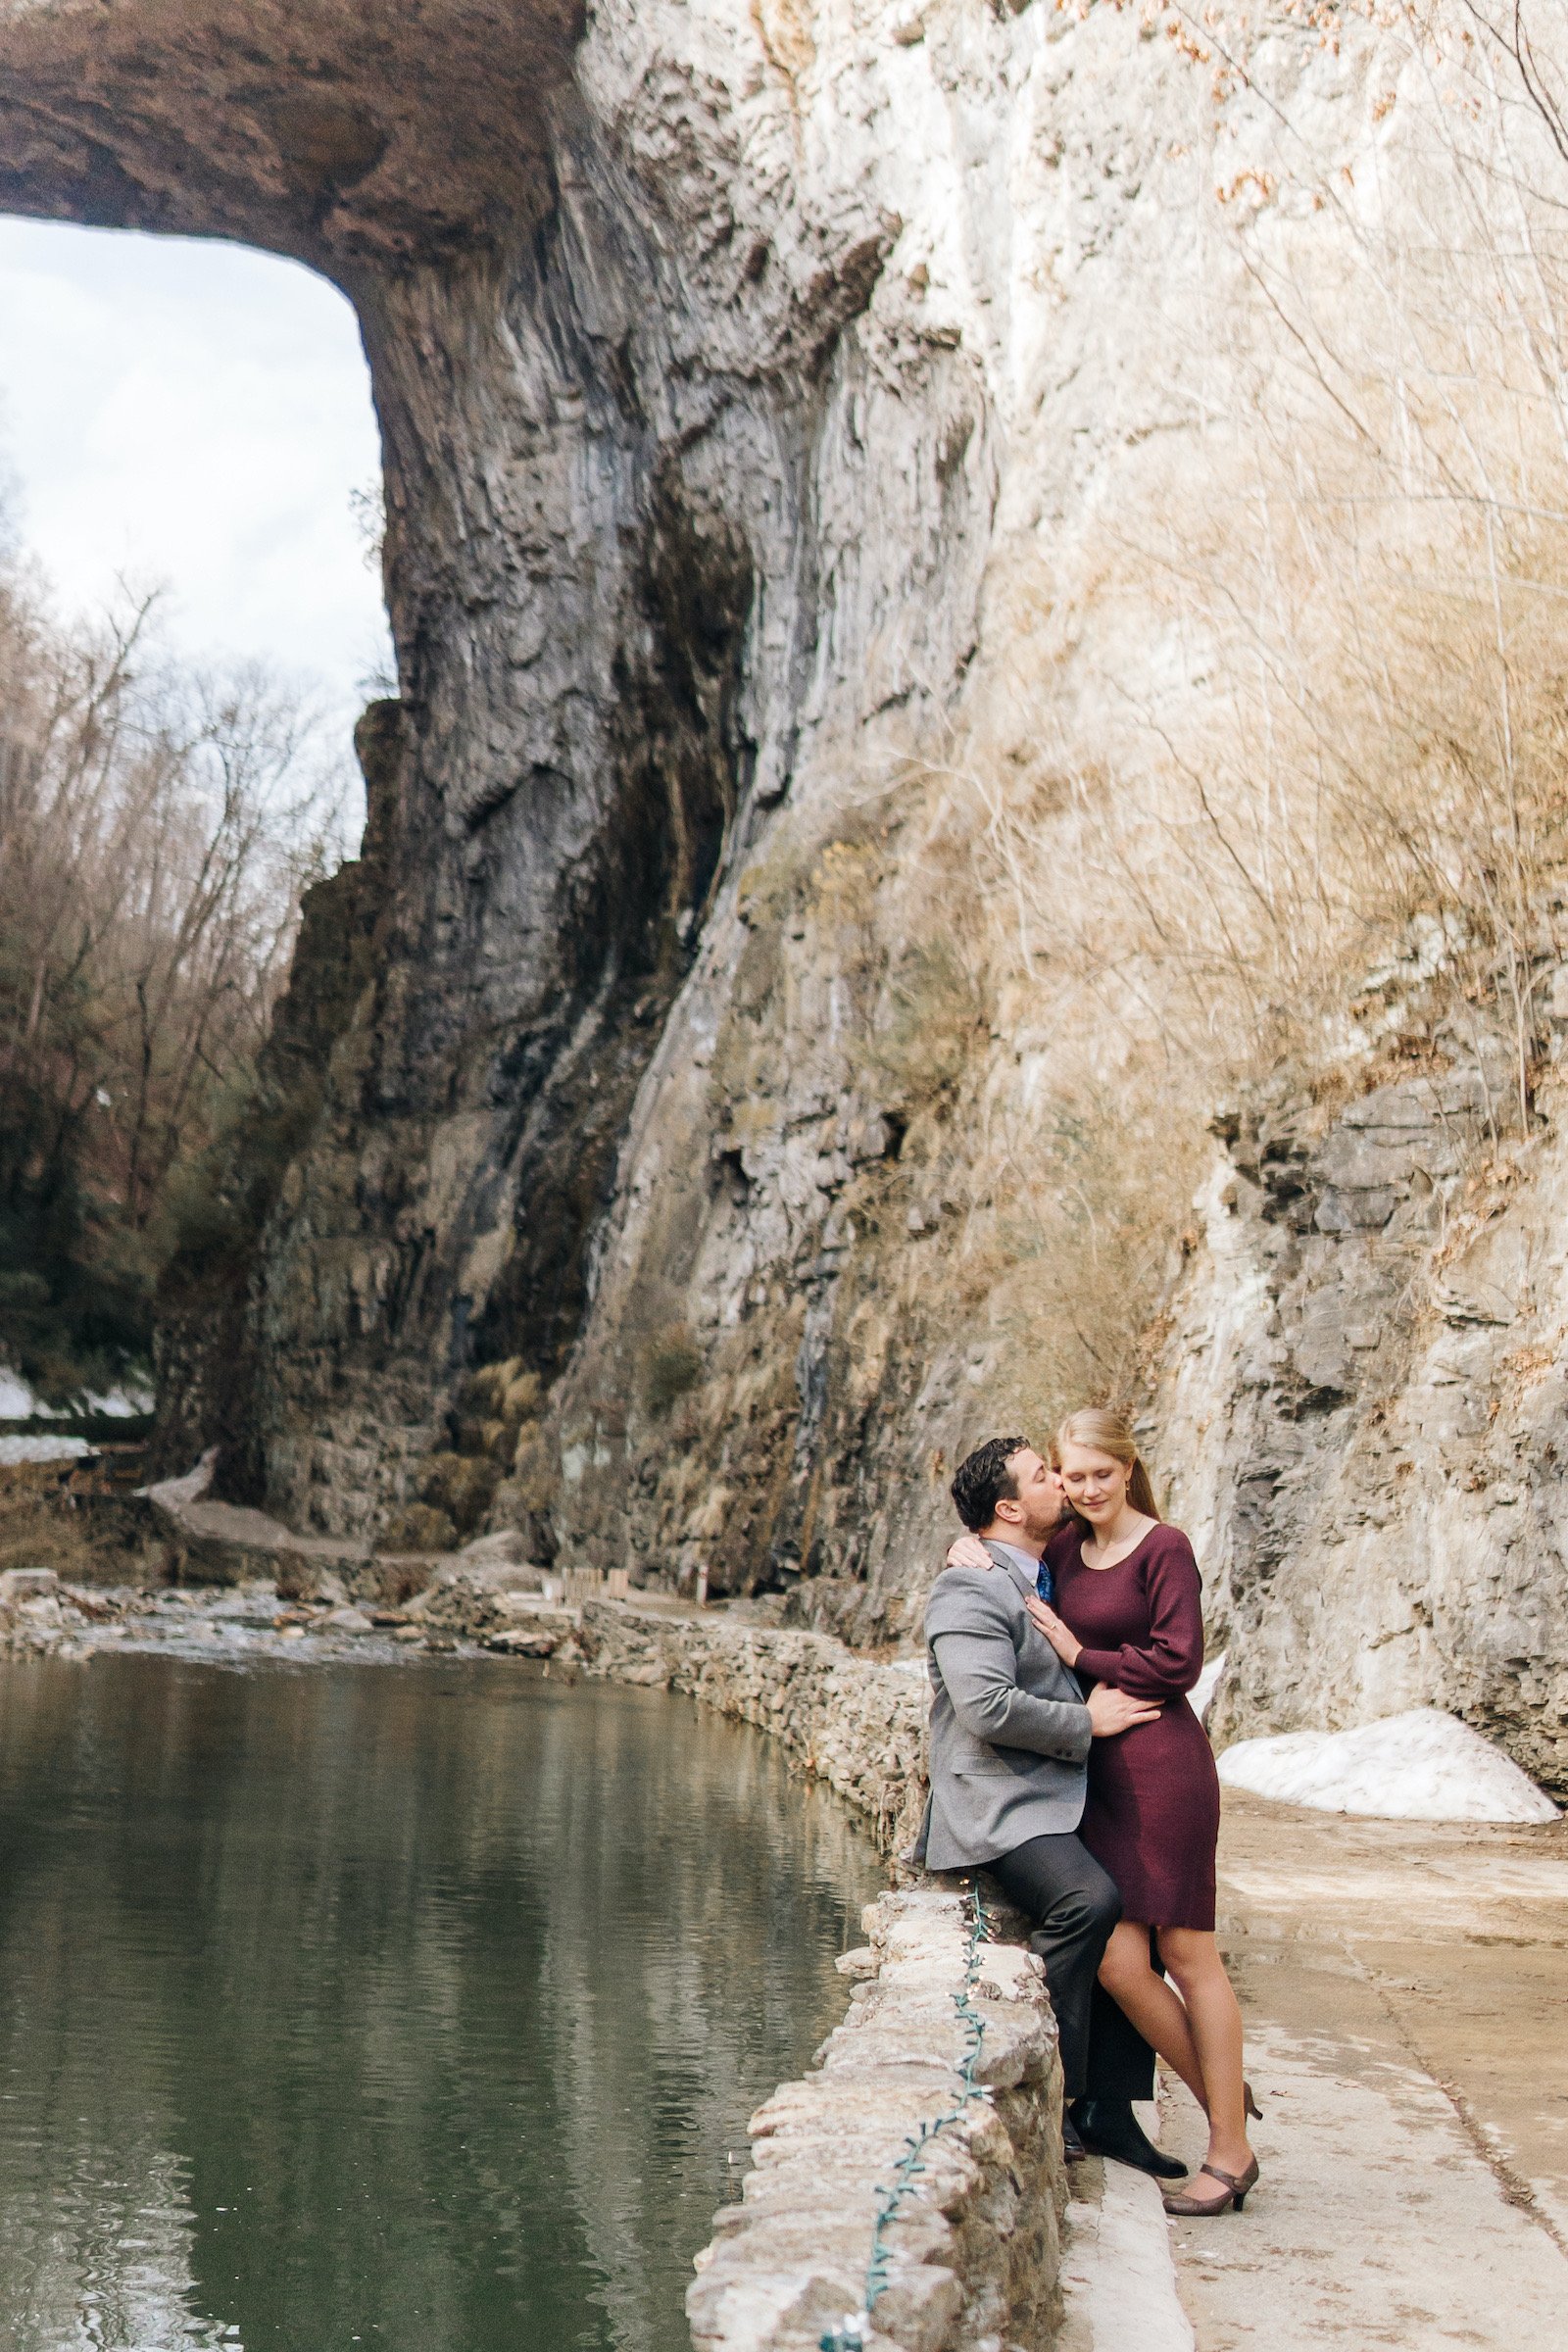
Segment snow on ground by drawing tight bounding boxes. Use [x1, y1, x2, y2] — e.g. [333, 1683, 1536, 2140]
[0, 1363, 153, 1422]
[1217, 1706, 1559, 1824]
[0, 1435, 93, 1465]
[83, 1380, 154, 1417]
[1192, 1649, 1228, 1722]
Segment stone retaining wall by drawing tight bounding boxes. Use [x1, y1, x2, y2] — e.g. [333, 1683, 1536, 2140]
[689, 1886, 1066, 2352]
[577, 1599, 930, 1855]
[578, 1601, 1068, 2352]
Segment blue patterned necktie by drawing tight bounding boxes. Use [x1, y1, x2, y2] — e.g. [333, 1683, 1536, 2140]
[1036, 1554, 1054, 1608]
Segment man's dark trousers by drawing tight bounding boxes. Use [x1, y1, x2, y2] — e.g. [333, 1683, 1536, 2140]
[984, 1833, 1153, 2100]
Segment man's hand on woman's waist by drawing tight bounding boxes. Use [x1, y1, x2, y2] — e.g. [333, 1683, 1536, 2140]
[1086, 1684, 1161, 1739]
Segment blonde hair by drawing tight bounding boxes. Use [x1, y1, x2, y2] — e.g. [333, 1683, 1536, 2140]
[1054, 1406, 1161, 1521]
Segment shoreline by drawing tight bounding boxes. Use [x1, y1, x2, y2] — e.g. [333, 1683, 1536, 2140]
[1, 1555, 1075, 2352]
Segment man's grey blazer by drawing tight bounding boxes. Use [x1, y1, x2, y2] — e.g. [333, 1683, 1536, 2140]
[921, 1539, 1093, 1870]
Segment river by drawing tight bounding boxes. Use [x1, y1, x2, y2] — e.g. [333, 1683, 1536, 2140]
[0, 1651, 884, 2352]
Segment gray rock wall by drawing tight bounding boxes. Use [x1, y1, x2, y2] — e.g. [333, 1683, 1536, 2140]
[1156, 1041, 1568, 1794]
[0, 0, 1002, 1577]
[5, 0, 1564, 1776]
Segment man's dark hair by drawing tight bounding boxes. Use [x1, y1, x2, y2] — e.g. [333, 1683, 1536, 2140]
[951, 1436, 1032, 1533]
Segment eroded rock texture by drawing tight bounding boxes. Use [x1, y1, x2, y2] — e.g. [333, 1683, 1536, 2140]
[2, 0, 999, 1564]
[1160, 1027, 1568, 1794]
[7, 0, 1567, 1779]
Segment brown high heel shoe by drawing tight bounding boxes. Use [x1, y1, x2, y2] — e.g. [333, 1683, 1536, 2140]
[1162, 2156, 1260, 2217]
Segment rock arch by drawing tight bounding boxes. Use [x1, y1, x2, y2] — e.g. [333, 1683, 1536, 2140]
[0, 0, 999, 1563]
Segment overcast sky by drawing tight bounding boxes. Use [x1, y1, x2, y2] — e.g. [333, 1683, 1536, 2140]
[0, 217, 392, 747]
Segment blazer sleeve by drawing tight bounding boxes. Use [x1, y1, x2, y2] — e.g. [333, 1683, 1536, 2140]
[928, 1573, 1092, 1762]
[1073, 1528, 1204, 1699]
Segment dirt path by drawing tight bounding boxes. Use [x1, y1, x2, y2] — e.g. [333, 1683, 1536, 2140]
[1062, 1790, 1568, 2349]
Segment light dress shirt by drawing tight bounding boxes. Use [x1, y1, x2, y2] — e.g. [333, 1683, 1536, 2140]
[990, 1538, 1054, 1608]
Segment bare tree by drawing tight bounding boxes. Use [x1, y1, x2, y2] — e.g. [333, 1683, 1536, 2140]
[0, 538, 348, 1398]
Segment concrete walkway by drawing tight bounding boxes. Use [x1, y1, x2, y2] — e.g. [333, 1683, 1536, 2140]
[1060, 1790, 1568, 2349]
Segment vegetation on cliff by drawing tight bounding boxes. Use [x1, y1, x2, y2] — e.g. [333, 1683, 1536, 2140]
[915, 0, 1568, 1436]
[603, 1, 1568, 1628]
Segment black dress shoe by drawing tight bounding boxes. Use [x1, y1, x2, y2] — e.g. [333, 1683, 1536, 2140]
[1062, 2111, 1089, 2163]
[1069, 2097, 1187, 2180]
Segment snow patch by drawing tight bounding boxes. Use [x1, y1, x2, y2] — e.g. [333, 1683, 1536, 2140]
[0, 1435, 92, 1465]
[1217, 1706, 1558, 1824]
[1192, 1649, 1227, 1723]
[0, 1362, 153, 1421]
[84, 1379, 155, 1418]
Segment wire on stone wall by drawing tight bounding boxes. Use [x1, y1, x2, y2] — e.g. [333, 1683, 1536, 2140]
[818, 1878, 990, 2352]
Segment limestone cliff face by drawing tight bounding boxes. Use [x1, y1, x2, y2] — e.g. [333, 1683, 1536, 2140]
[0, 0, 976, 1550]
[0, 0, 1119, 1577]
[1157, 1024, 1568, 1796]
[6, 0, 1567, 1779]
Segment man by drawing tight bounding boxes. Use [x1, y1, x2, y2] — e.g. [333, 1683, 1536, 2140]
[918, 1434, 1184, 2177]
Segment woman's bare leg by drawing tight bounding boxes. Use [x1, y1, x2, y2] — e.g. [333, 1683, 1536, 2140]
[1096, 1921, 1207, 2109]
[1156, 1927, 1252, 2177]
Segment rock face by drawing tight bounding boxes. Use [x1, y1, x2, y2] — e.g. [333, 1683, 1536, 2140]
[0, 0, 1002, 1578]
[6, 0, 1568, 1782]
[1159, 1044, 1568, 1794]
[143, 1449, 373, 1587]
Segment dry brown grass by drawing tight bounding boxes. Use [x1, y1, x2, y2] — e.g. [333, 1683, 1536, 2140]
[0, 1463, 172, 1587]
[839, 5, 1568, 1433]
[0, 1469, 96, 1583]
[996, 3, 1568, 1127]
[641, 1322, 705, 1415]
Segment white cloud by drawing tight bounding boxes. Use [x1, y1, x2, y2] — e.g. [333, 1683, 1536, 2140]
[0, 218, 392, 742]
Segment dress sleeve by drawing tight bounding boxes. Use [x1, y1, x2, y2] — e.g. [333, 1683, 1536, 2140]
[1073, 1529, 1204, 1698]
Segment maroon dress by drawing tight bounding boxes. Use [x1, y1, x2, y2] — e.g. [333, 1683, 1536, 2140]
[1046, 1521, 1220, 1931]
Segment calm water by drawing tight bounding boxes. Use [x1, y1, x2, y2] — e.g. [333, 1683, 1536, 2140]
[0, 1654, 883, 2352]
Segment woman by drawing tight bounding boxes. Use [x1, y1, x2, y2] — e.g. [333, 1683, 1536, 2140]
[949, 1406, 1257, 2215]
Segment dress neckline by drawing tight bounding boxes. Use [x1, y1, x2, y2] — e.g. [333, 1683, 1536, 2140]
[1075, 1521, 1158, 1574]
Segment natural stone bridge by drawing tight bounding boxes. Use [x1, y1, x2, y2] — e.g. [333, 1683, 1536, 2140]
[13, 5, 1553, 1796]
[0, 17, 1075, 2339]
[0, 0, 1003, 1594]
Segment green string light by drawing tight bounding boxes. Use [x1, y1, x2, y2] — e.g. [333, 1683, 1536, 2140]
[818, 1879, 990, 2352]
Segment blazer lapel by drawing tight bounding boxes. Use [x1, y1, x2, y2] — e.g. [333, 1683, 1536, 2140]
[981, 1540, 1075, 1692]
[981, 1538, 1038, 1604]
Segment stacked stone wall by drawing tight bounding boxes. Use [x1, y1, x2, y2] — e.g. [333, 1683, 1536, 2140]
[689, 1888, 1066, 2352]
[579, 1601, 1068, 2352]
[578, 1599, 930, 1855]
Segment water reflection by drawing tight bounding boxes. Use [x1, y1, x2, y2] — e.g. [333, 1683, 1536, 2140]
[0, 1656, 883, 2352]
